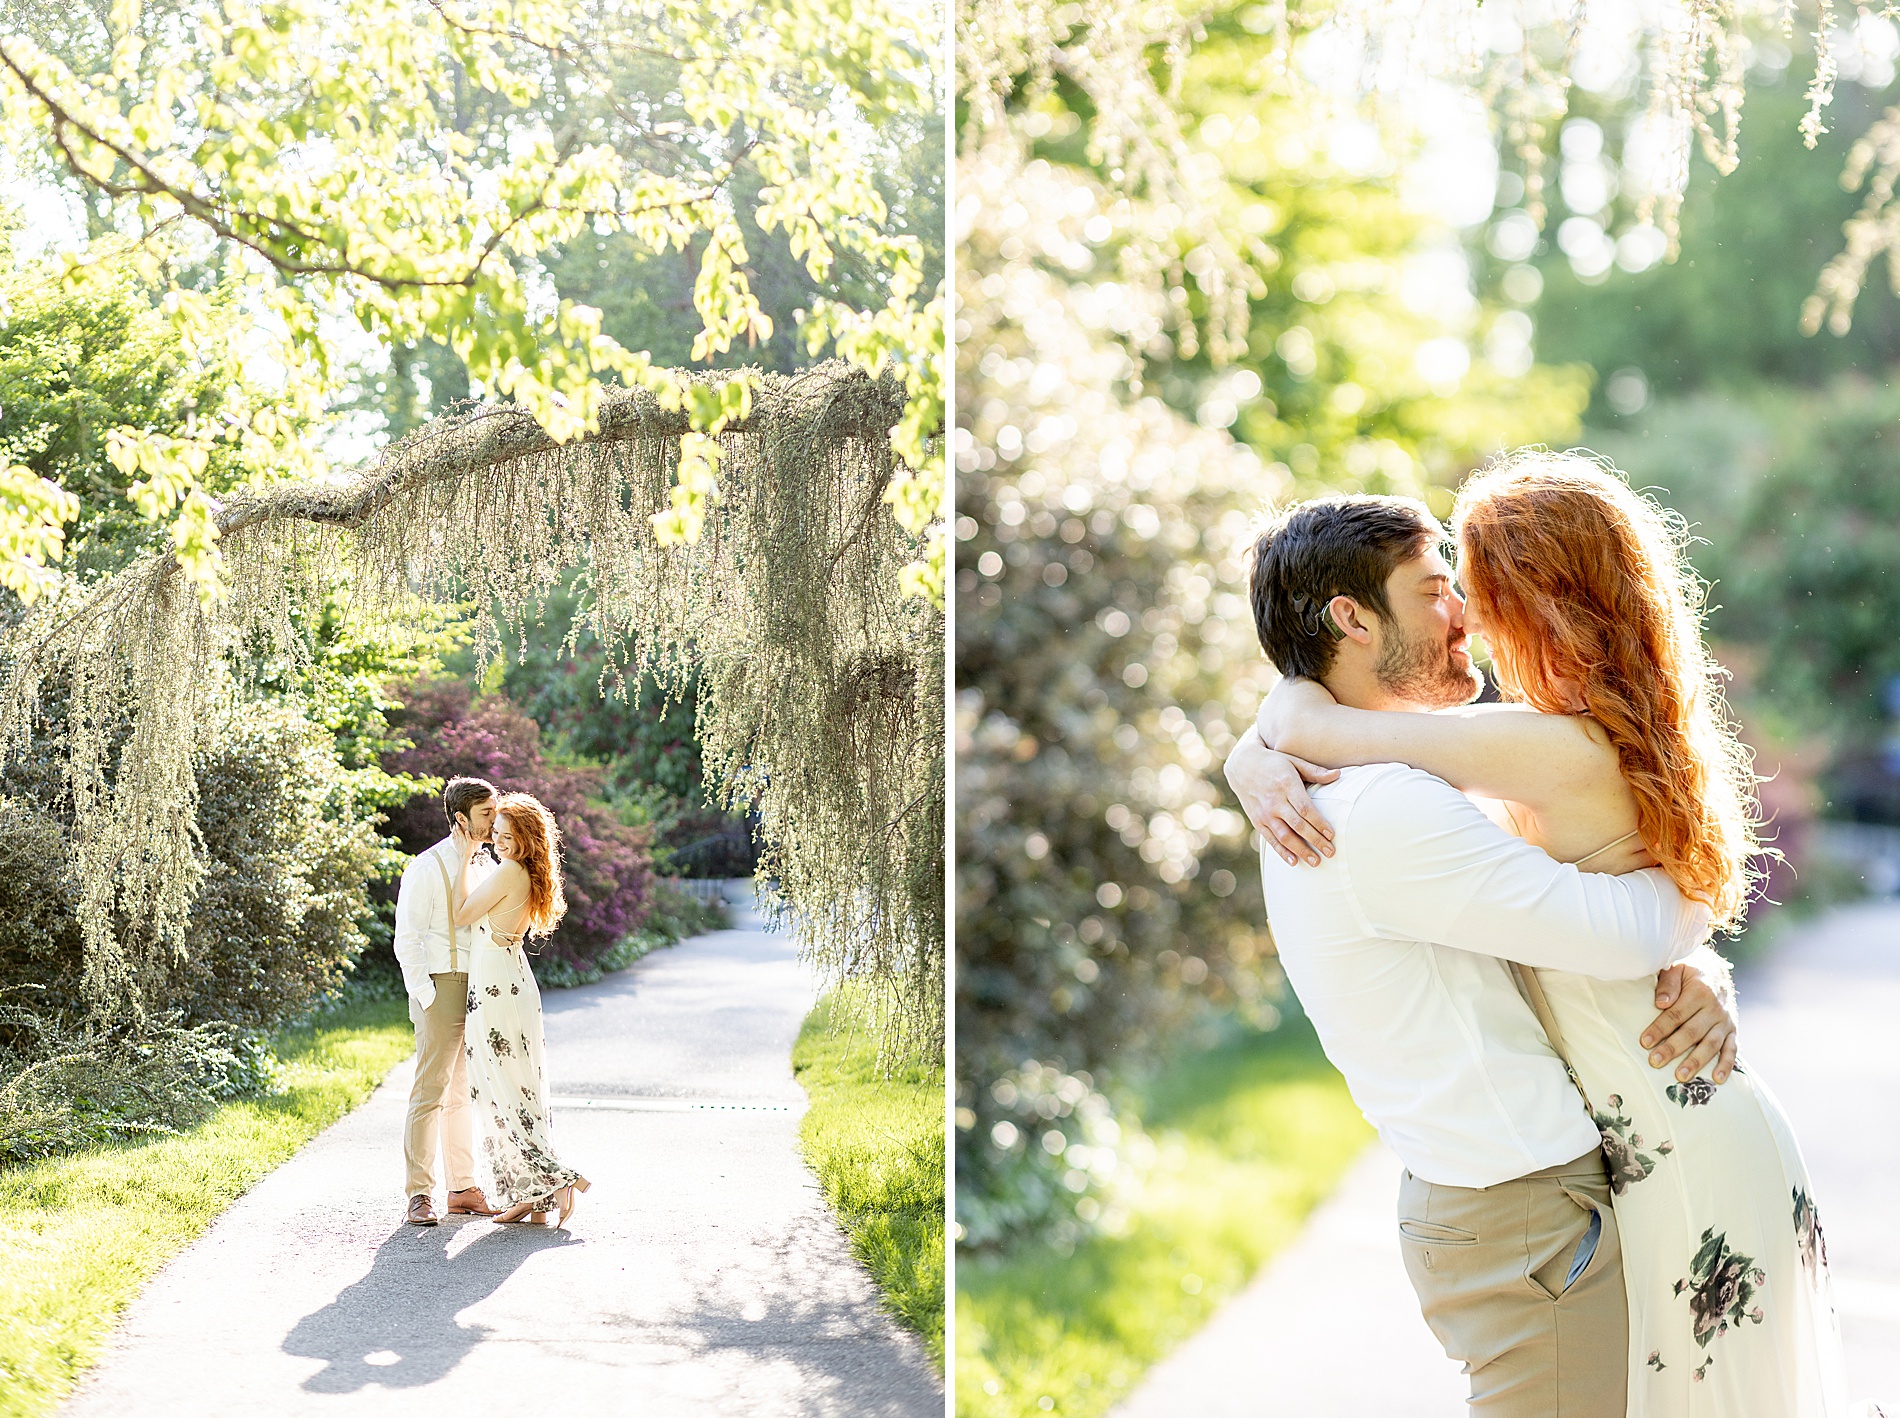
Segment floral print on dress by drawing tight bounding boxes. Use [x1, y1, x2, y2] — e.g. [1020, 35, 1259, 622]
[465, 925, 581, 1206]
[1531, 971, 1848, 1408]
[1592, 1093, 1672, 1195]
[1793, 1188, 1828, 1279]
[1673, 1227, 1767, 1369]
[1666, 1076, 1718, 1108]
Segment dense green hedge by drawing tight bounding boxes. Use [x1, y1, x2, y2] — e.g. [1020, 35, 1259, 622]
[0, 697, 388, 1162]
[0, 699, 385, 1028]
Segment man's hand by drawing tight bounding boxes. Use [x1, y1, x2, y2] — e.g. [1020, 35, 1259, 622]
[1640, 956, 1738, 1084]
[1223, 728, 1340, 867]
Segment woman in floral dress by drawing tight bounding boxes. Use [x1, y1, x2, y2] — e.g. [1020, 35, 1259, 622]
[450, 792, 589, 1227]
[1247, 454, 1849, 1415]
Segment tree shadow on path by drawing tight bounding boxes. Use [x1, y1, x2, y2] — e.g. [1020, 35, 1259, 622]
[593, 1219, 941, 1414]
[282, 1219, 573, 1394]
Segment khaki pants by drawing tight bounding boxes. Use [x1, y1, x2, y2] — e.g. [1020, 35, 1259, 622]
[403, 972, 475, 1198]
[1397, 1149, 1626, 1417]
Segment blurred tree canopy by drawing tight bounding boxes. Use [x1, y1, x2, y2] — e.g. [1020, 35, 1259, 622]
[956, 0, 1588, 1247]
[1527, 60, 1900, 413]
[0, 236, 318, 589]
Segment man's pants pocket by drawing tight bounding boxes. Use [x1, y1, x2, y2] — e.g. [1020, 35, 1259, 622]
[1526, 1184, 1608, 1302]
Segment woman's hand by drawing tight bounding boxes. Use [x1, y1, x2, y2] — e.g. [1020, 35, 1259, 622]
[1256, 676, 1339, 754]
[1223, 729, 1339, 866]
[451, 823, 476, 861]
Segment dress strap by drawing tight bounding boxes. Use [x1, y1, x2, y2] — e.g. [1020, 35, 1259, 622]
[1571, 827, 1641, 869]
[488, 906, 529, 950]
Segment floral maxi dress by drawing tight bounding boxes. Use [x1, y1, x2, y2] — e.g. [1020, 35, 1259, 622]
[1532, 967, 1851, 1416]
[463, 917, 583, 1207]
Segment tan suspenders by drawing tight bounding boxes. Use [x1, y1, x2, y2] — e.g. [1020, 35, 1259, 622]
[1510, 960, 1598, 1117]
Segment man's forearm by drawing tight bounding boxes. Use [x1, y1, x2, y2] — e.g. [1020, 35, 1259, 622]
[1444, 864, 1709, 978]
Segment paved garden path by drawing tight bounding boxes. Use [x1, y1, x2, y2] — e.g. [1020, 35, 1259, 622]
[1113, 899, 1900, 1417]
[60, 895, 941, 1418]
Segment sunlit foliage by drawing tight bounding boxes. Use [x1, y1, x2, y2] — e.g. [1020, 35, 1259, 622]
[0, 0, 944, 603]
[0, 364, 944, 1061]
[954, 0, 1592, 1248]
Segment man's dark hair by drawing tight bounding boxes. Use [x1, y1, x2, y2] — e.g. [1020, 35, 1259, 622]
[1247, 494, 1444, 680]
[443, 776, 499, 828]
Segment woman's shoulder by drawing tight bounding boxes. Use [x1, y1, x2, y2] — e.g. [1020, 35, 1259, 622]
[1440, 700, 1612, 744]
[1451, 702, 1623, 785]
[494, 858, 531, 883]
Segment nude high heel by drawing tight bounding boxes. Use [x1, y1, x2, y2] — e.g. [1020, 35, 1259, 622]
[556, 1177, 591, 1228]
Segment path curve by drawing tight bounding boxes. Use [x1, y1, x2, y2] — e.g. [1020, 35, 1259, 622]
[1112, 900, 1900, 1416]
[60, 896, 942, 1418]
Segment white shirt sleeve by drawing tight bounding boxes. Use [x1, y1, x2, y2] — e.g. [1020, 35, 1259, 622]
[392, 853, 437, 1016]
[1342, 767, 1712, 979]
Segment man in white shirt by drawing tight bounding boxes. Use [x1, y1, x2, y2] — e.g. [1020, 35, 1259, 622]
[392, 775, 504, 1226]
[1223, 494, 1738, 1416]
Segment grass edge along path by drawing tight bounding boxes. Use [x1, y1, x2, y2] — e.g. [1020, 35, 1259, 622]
[955, 1014, 1374, 1418]
[792, 988, 946, 1369]
[0, 995, 414, 1418]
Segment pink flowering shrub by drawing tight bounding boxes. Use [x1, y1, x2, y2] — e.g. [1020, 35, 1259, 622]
[382, 677, 655, 973]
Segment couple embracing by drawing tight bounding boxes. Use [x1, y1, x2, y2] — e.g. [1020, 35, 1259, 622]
[393, 776, 590, 1230]
[1224, 452, 1855, 1414]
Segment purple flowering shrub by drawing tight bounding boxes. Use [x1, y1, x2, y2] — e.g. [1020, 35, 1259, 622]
[382, 676, 655, 973]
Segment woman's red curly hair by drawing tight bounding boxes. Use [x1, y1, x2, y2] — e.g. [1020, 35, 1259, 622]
[496, 792, 569, 938]
[1453, 452, 1761, 930]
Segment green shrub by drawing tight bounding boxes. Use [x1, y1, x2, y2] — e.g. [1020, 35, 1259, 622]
[170, 701, 391, 1027]
[0, 697, 387, 1162]
[0, 993, 280, 1165]
[0, 699, 385, 1029]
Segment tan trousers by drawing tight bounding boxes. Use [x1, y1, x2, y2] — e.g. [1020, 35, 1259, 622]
[1397, 1149, 1627, 1417]
[403, 972, 475, 1198]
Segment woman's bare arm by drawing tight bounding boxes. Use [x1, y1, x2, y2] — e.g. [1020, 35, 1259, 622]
[452, 848, 526, 926]
[1256, 677, 1620, 813]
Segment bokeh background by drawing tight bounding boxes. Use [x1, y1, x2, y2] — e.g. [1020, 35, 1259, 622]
[955, 3, 1900, 1413]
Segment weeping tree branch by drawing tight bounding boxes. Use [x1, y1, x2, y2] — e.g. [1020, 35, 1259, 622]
[0, 360, 945, 1062]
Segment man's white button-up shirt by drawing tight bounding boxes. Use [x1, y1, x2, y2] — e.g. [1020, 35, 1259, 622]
[1259, 763, 1712, 1189]
[393, 839, 497, 1021]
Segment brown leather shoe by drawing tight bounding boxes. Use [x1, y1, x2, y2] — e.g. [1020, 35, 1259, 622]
[446, 1187, 499, 1217]
[406, 1193, 439, 1226]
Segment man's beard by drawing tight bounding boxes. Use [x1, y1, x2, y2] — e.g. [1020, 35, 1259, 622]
[1375, 624, 1482, 708]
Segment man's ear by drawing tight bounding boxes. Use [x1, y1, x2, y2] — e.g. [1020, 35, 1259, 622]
[1324, 595, 1375, 645]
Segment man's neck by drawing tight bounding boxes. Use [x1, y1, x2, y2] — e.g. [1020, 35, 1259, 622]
[1319, 663, 1433, 716]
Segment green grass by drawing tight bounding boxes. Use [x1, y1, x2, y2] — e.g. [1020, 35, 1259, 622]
[791, 990, 945, 1368]
[955, 1016, 1374, 1418]
[0, 996, 414, 1418]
